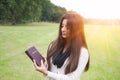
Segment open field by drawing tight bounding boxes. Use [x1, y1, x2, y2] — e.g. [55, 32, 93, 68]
[0, 22, 120, 80]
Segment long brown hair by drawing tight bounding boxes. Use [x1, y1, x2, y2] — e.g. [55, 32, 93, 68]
[47, 11, 89, 74]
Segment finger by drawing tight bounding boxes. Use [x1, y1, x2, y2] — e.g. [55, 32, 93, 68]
[44, 59, 48, 66]
[33, 59, 36, 65]
[41, 60, 44, 66]
[33, 59, 35, 63]
[43, 57, 47, 62]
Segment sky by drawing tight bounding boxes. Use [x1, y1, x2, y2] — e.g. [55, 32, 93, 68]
[50, 0, 120, 19]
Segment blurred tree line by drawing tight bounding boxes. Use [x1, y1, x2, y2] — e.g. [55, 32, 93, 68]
[0, 0, 67, 25]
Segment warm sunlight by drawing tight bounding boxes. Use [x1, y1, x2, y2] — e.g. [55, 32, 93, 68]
[50, 0, 120, 19]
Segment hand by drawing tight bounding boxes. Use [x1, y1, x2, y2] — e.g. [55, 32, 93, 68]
[33, 59, 48, 75]
[41, 58, 48, 68]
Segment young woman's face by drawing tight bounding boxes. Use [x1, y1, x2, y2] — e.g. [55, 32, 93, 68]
[61, 19, 70, 39]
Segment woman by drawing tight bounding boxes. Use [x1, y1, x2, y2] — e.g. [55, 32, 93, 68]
[33, 11, 90, 80]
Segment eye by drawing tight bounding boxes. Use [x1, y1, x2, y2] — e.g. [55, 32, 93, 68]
[66, 26, 69, 30]
[61, 24, 65, 28]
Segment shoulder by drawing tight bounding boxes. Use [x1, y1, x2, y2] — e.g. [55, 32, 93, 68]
[48, 40, 56, 48]
[47, 40, 56, 54]
[48, 41, 55, 49]
[80, 47, 89, 59]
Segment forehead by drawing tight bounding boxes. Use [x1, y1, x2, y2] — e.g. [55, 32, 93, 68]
[62, 19, 67, 25]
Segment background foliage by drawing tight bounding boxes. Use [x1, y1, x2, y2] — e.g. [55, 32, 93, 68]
[0, 0, 67, 24]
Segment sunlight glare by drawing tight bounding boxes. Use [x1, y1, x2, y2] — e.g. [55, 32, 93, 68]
[50, 0, 120, 19]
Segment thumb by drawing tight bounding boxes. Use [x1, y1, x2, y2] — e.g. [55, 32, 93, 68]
[41, 60, 44, 66]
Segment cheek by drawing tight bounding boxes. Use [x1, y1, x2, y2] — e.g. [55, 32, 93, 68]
[67, 30, 70, 36]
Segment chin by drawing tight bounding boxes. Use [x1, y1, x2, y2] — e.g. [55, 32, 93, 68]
[62, 36, 67, 38]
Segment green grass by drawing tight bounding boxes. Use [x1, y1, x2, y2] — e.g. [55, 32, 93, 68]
[0, 23, 120, 80]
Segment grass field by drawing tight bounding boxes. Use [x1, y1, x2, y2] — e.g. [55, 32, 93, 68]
[0, 22, 120, 80]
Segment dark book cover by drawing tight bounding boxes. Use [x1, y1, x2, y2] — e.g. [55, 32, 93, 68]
[25, 46, 45, 66]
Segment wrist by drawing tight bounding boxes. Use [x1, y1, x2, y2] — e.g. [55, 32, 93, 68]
[43, 70, 48, 76]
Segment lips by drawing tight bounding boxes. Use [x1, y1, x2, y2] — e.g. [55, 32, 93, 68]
[62, 33, 66, 35]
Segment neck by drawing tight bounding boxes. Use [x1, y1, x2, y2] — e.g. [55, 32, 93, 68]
[63, 42, 70, 53]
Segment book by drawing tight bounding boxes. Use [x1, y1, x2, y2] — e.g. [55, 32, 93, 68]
[25, 46, 45, 66]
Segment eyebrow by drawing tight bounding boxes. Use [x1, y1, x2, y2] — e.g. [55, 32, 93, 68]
[62, 23, 67, 26]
